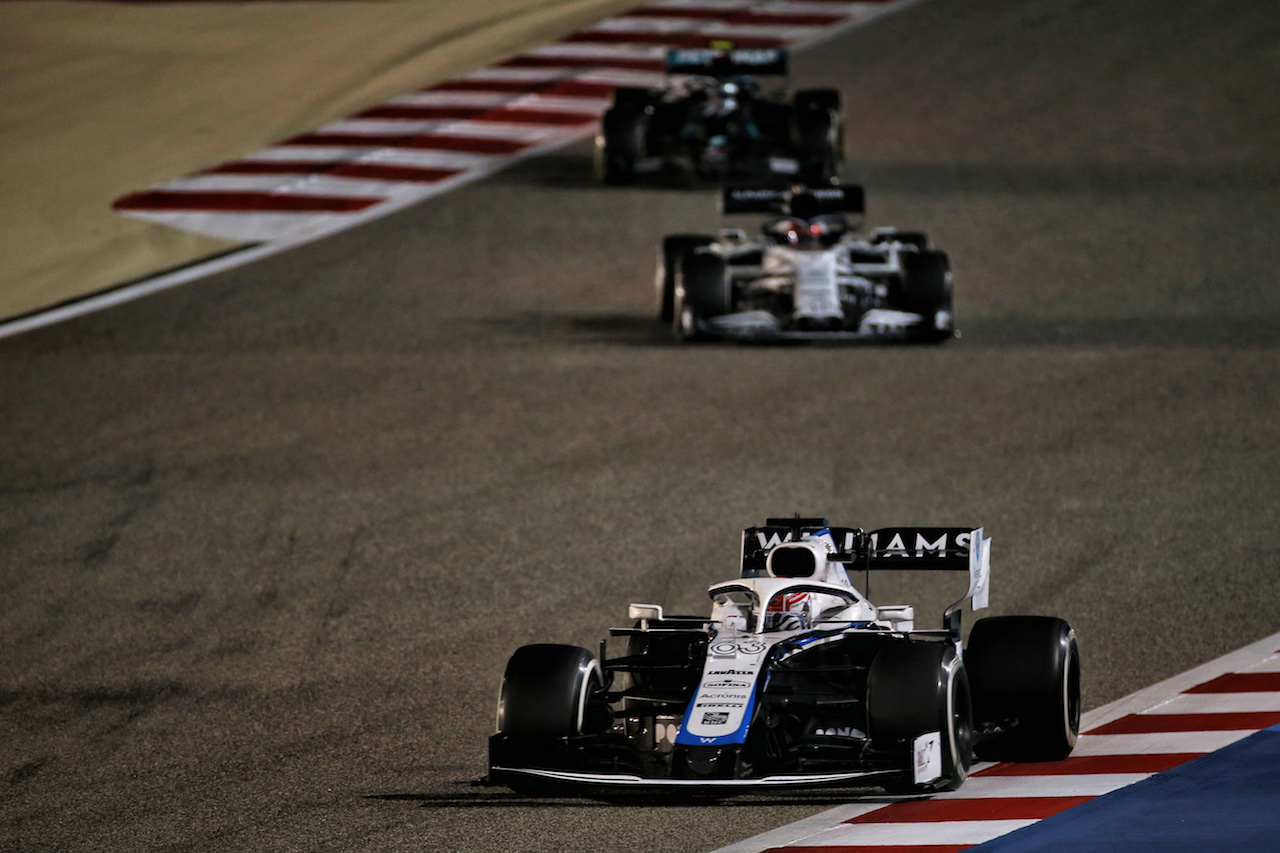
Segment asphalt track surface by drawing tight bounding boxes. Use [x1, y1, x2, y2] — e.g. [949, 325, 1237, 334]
[2, 0, 1278, 851]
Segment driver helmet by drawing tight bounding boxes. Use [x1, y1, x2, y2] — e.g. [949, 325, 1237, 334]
[762, 216, 810, 246]
[809, 214, 849, 247]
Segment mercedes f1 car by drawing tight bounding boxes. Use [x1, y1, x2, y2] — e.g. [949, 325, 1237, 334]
[655, 185, 955, 343]
[489, 517, 1081, 796]
[596, 48, 842, 186]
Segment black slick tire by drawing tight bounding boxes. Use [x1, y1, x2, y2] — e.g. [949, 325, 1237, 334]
[900, 250, 951, 313]
[497, 644, 604, 739]
[491, 644, 606, 795]
[791, 88, 843, 185]
[899, 249, 953, 342]
[965, 616, 1082, 762]
[867, 640, 973, 792]
[672, 251, 730, 343]
[597, 108, 647, 185]
[657, 235, 715, 323]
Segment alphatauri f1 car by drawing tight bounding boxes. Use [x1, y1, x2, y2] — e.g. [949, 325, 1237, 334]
[596, 48, 842, 186]
[656, 185, 955, 343]
[489, 518, 1081, 795]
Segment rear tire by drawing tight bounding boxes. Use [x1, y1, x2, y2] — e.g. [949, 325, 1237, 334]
[610, 86, 650, 111]
[868, 641, 973, 792]
[792, 89, 843, 186]
[966, 616, 1081, 762]
[657, 235, 715, 323]
[597, 108, 647, 185]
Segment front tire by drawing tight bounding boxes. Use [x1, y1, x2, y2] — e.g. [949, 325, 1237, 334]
[672, 251, 730, 343]
[868, 641, 973, 792]
[657, 235, 714, 323]
[491, 644, 607, 795]
[966, 616, 1081, 762]
[497, 644, 604, 738]
[900, 250, 952, 314]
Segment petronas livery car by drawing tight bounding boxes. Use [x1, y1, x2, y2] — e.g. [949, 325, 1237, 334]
[656, 185, 955, 342]
[596, 48, 842, 187]
[488, 518, 1081, 795]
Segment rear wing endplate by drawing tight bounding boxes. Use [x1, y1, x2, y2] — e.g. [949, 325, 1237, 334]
[865, 527, 990, 612]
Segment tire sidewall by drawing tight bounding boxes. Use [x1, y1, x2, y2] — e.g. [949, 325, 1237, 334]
[658, 236, 714, 323]
[498, 644, 603, 739]
[868, 641, 973, 791]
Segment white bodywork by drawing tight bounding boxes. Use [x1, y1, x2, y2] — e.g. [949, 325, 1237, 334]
[493, 525, 993, 792]
[696, 226, 953, 340]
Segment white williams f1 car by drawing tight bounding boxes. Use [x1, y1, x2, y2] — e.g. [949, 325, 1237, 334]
[656, 186, 955, 343]
[489, 518, 1081, 795]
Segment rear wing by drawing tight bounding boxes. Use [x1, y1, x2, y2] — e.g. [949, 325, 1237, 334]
[740, 519, 991, 619]
[741, 517, 860, 576]
[666, 47, 789, 77]
[721, 185, 866, 216]
[864, 527, 991, 613]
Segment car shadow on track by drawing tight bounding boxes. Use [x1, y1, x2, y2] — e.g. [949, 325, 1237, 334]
[499, 152, 602, 189]
[470, 313, 673, 347]
[470, 312, 1280, 349]
[470, 314, 950, 348]
[955, 315, 1280, 349]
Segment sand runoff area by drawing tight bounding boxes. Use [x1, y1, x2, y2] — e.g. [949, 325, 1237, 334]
[0, 0, 641, 322]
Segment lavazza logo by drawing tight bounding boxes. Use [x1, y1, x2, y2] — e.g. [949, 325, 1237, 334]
[708, 669, 755, 676]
